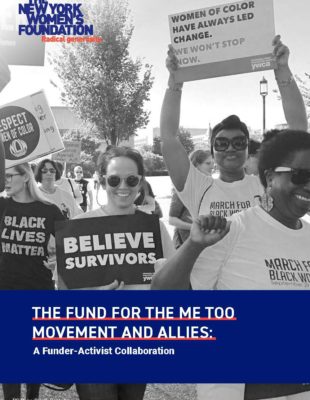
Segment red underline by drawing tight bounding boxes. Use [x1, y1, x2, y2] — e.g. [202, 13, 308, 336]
[32, 337, 217, 341]
[32, 317, 236, 321]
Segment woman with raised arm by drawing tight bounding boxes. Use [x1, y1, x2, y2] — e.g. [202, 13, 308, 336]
[160, 36, 307, 222]
[152, 129, 310, 400]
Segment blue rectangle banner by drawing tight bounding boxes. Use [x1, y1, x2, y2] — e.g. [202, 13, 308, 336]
[0, 290, 309, 383]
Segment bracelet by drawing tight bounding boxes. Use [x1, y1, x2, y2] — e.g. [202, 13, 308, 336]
[167, 85, 183, 92]
[275, 74, 294, 87]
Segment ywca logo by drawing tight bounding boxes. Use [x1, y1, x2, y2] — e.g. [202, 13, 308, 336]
[251, 57, 272, 71]
[9, 139, 28, 158]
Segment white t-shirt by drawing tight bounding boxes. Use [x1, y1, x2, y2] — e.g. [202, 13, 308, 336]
[56, 177, 83, 205]
[75, 207, 174, 290]
[191, 206, 310, 290]
[191, 206, 310, 400]
[40, 187, 83, 219]
[177, 162, 263, 218]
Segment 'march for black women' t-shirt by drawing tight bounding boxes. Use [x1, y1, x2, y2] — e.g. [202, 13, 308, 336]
[0, 198, 65, 290]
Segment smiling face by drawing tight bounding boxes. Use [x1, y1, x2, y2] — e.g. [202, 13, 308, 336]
[268, 149, 310, 224]
[5, 167, 27, 198]
[105, 156, 142, 213]
[213, 129, 248, 175]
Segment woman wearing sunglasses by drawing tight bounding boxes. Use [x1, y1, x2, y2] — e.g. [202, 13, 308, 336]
[35, 159, 82, 219]
[0, 162, 66, 400]
[160, 35, 307, 220]
[72, 146, 174, 400]
[152, 129, 310, 400]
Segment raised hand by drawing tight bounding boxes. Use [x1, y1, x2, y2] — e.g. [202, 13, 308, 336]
[272, 35, 289, 68]
[166, 44, 183, 90]
[190, 215, 231, 248]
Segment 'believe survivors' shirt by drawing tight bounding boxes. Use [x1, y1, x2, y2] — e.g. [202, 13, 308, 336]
[0, 198, 65, 290]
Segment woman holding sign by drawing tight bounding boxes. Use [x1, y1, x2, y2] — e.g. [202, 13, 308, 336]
[66, 146, 174, 400]
[0, 162, 65, 400]
[152, 129, 310, 399]
[160, 35, 307, 220]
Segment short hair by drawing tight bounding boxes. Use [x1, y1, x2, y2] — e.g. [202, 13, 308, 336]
[211, 115, 249, 155]
[97, 147, 145, 179]
[258, 129, 310, 188]
[54, 161, 64, 175]
[74, 165, 83, 172]
[248, 139, 261, 156]
[189, 149, 212, 167]
[34, 158, 61, 182]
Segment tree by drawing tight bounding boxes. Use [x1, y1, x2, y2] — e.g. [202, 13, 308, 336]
[50, 0, 154, 145]
[178, 127, 195, 154]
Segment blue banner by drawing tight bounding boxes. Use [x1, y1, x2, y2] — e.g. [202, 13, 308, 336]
[0, 290, 309, 383]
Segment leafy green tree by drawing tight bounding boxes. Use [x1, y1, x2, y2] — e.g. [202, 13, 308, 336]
[50, 0, 153, 145]
[178, 127, 195, 154]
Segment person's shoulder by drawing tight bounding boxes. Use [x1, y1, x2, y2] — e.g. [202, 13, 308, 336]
[0, 196, 9, 209]
[36, 201, 65, 218]
[74, 208, 103, 219]
[229, 206, 259, 230]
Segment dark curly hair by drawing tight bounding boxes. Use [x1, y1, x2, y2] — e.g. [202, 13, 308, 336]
[258, 129, 310, 188]
[97, 147, 145, 184]
[34, 158, 61, 182]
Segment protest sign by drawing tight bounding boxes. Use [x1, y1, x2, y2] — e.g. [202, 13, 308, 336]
[55, 213, 163, 289]
[168, 0, 275, 82]
[0, 91, 64, 168]
[52, 141, 81, 163]
[0, 1, 45, 66]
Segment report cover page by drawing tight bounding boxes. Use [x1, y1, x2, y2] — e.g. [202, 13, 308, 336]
[0, 1, 309, 400]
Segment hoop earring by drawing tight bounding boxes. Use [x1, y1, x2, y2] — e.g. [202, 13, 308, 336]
[261, 186, 274, 212]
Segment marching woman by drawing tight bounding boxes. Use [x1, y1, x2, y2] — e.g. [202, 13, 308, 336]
[69, 146, 174, 400]
[152, 129, 310, 400]
[160, 36, 307, 220]
[35, 159, 83, 219]
[0, 162, 65, 399]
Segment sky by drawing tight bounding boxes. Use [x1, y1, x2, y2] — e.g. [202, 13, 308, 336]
[0, 0, 309, 142]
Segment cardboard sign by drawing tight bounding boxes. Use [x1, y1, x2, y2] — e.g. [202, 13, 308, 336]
[55, 213, 163, 289]
[52, 141, 81, 163]
[0, 1, 45, 66]
[0, 91, 64, 168]
[169, 0, 275, 82]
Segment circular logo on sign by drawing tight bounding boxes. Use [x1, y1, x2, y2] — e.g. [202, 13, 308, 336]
[9, 139, 28, 158]
[0, 106, 40, 160]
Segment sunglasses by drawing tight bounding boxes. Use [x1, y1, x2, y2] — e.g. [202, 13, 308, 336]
[41, 168, 56, 174]
[5, 173, 21, 183]
[274, 167, 310, 185]
[104, 174, 142, 188]
[213, 136, 248, 152]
